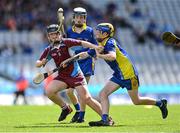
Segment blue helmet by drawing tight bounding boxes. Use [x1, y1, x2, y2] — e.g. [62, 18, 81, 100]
[96, 23, 114, 37]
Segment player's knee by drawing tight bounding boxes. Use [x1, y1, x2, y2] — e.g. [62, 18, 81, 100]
[45, 88, 55, 98]
[66, 89, 74, 96]
[99, 91, 108, 100]
[83, 96, 92, 104]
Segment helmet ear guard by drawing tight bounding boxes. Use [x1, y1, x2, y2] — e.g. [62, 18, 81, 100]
[96, 23, 114, 37]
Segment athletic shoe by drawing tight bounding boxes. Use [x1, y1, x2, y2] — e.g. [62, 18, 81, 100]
[89, 119, 114, 126]
[70, 112, 80, 123]
[76, 118, 85, 123]
[58, 105, 73, 122]
[159, 99, 168, 119]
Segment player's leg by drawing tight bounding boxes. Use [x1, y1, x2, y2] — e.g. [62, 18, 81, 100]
[77, 76, 90, 122]
[21, 90, 27, 104]
[45, 80, 67, 106]
[66, 88, 80, 123]
[45, 80, 72, 121]
[128, 89, 157, 105]
[73, 60, 94, 122]
[89, 80, 118, 126]
[67, 76, 90, 123]
[66, 88, 79, 106]
[128, 89, 168, 119]
[13, 91, 19, 105]
[127, 77, 168, 119]
[99, 81, 119, 121]
[75, 84, 102, 116]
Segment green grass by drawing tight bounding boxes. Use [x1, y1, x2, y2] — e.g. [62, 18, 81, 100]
[0, 105, 180, 132]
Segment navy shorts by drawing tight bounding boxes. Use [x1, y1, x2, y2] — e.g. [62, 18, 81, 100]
[78, 57, 94, 77]
[110, 76, 139, 90]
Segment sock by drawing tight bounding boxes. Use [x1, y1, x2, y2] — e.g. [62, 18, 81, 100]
[155, 100, 162, 107]
[79, 111, 85, 120]
[62, 104, 68, 110]
[102, 114, 109, 122]
[74, 103, 80, 112]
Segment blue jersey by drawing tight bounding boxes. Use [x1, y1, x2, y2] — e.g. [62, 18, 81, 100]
[88, 37, 139, 90]
[67, 25, 97, 53]
[66, 24, 97, 76]
[88, 37, 138, 80]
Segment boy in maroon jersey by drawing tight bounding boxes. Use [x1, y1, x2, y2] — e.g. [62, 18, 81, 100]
[36, 24, 103, 122]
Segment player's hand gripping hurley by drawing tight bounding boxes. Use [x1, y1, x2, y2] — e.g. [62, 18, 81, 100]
[33, 54, 80, 84]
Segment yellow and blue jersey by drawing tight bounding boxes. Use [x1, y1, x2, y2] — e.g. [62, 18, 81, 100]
[88, 37, 139, 90]
[103, 37, 138, 80]
[66, 24, 97, 76]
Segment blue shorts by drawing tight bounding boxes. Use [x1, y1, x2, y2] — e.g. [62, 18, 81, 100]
[78, 57, 94, 77]
[110, 76, 139, 90]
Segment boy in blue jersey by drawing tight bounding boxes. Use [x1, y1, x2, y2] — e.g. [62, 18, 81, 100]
[59, 7, 97, 123]
[79, 23, 168, 126]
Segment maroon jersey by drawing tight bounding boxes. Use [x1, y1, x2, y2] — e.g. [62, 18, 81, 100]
[39, 38, 82, 77]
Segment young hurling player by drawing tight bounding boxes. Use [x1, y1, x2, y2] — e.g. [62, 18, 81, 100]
[80, 23, 168, 126]
[35, 24, 103, 122]
[64, 7, 97, 123]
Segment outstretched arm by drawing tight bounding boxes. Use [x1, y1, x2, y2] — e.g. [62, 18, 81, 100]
[60, 52, 89, 68]
[80, 40, 99, 49]
[96, 49, 116, 61]
[63, 38, 103, 51]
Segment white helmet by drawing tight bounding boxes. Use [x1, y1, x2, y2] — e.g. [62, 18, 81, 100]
[73, 7, 87, 17]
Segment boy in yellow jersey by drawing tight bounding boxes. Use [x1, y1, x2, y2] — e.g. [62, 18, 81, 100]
[80, 23, 168, 126]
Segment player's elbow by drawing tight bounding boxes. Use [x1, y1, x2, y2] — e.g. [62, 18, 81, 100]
[106, 52, 116, 61]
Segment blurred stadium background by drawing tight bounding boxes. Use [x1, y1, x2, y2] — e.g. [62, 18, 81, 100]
[0, 0, 180, 105]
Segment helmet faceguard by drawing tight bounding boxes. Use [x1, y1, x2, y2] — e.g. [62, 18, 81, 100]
[73, 7, 87, 28]
[95, 23, 114, 42]
[96, 23, 114, 37]
[47, 24, 60, 33]
[46, 24, 61, 45]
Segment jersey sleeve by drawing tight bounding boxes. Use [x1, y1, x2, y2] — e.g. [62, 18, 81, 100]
[66, 27, 71, 38]
[105, 39, 116, 53]
[90, 30, 98, 45]
[62, 38, 82, 48]
[39, 47, 51, 61]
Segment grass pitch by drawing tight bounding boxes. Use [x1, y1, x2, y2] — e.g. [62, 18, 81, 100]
[0, 105, 180, 132]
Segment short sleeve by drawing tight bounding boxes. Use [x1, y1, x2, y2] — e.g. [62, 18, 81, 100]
[39, 47, 51, 61]
[105, 39, 116, 53]
[90, 30, 98, 45]
[66, 27, 71, 38]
